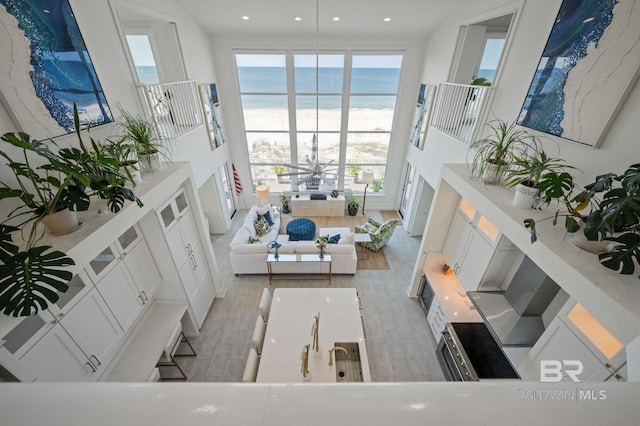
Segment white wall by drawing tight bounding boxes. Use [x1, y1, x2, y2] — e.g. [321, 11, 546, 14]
[412, 0, 640, 190]
[0, 0, 231, 191]
[209, 34, 428, 210]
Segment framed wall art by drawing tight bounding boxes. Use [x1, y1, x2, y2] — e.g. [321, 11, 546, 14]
[517, 0, 640, 147]
[409, 83, 436, 150]
[199, 83, 225, 150]
[0, 0, 112, 140]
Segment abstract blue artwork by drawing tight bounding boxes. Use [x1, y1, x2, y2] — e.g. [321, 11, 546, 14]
[199, 83, 225, 150]
[409, 84, 436, 149]
[517, 0, 640, 147]
[0, 0, 111, 139]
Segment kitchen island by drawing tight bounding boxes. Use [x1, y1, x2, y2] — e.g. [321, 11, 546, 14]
[256, 288, 370, 383]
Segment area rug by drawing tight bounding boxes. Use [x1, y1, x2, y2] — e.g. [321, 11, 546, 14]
[278, 214, 390, 270]
[380, 210, 402, 224]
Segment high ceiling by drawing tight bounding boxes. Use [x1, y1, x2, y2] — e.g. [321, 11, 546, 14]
[175, 0, 464, 38]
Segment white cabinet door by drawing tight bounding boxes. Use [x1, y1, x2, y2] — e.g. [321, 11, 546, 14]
[20, 326, 95, 382]
[59, 288, 123, 376]
[442, 211, 472, 270]
[456, 232, 494, 292]
[123, 240, 161, 300]
[95, 265, 144, 331]
[521, 317, 610, 382]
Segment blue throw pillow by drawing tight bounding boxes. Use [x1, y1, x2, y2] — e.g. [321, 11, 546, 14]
[328, 234, 341, 244]
[258, 210, 274, 226]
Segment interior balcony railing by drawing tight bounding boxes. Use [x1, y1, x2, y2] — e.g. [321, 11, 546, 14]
[429, 82, 494, 144]
[138, 80, 204, 140]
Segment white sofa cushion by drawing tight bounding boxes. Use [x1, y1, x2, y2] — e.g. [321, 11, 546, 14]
[326, 244, 354, 254]
[271, 243, 296, 254]
[338, 233, 355, 245]
[232, 243, 269, 254]
[231, 227, 252, 246]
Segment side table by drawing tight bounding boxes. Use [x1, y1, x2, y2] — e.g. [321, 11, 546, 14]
[354, 233, 372, 260]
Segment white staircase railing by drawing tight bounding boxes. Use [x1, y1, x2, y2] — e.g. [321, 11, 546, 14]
[430, 82, 493, 144]
[138, 80, 204, 140]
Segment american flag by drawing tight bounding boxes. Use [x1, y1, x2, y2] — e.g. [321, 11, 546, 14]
[232, 164, 243, 195]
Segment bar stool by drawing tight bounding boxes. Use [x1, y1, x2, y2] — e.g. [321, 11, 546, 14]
[252, 314, 267, 355]
[242, 347, 260, 382]
[156, 321, 197, 381]
[258, 288, 272, 322]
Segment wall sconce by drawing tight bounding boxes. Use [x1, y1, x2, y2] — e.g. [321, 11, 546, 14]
[361, 171, 374, 216]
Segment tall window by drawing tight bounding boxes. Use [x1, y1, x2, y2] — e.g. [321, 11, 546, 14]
[235, 50, 404, 193]
[125, 34, 160, 85]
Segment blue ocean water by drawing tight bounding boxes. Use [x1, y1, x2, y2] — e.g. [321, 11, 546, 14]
[135, 66, 160, 85]
[518, 0, 618, 138]
[237, 67, 400, 109]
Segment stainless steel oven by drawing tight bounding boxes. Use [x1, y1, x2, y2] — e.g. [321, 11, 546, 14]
[417, 274, 434, 316]
[436, 323, 519, 381]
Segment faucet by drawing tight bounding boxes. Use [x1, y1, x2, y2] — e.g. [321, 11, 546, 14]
[301, 344, 310, 378]
[311, 312, 320, 352]
[328, 346, 349, 366]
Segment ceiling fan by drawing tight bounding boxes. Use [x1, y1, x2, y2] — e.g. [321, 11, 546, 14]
[276, 134, 340, 189]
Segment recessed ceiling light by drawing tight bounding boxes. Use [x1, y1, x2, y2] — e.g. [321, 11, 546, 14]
[383, 17, 391, 22]
[294, 16, 302, 22]
[242, 15, 250, 21]
[332, 16, 340, 22]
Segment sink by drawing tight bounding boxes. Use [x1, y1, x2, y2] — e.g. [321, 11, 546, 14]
[334, 342, 363, 382]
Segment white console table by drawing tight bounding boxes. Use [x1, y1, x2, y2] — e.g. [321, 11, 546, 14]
[291, 195, 345, 217]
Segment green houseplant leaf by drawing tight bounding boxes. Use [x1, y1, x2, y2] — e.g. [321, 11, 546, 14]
[598, 233, 640, 275]
[0, 246, 74, 317]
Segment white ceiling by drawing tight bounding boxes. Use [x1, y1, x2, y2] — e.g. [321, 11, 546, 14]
[174, 0, 465, 38]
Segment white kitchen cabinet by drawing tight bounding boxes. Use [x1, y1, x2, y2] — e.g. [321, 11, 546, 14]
[442, 199, 517, 292]
[520, 317, 612, 382]
[14, 282, 123, 382]
[427, 297, 450, 340]
[159, 189, 215, 328]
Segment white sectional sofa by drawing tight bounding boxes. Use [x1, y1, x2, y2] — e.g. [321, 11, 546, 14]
[229, 207, 357, 275]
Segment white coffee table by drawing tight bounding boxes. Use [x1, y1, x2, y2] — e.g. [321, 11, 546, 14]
[353, 233, 372, 260]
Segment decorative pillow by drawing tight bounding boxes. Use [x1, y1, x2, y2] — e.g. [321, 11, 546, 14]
[338, 233, 354, 245]
[328, 234, 341, 244]
[258, 210, 274, 226]
[254, 217, 271, 237]
[248, 236, 262, 244]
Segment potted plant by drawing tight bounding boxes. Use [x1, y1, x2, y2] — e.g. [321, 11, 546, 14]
[348, 165, 361, 183]
[524, 163, 640, 275]
[0, 105, 143, 317]
[347, 197, 360, 216]
[469, 120, 534, 184]
[280, 194, 290, 214]
[503, 146, 578, 209]
[273, 165, 286, 183]
[117, 108, 167, 172]
[103, 137, 141, 185]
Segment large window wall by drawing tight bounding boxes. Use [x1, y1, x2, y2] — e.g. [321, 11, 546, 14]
[235, 50, 403, 194]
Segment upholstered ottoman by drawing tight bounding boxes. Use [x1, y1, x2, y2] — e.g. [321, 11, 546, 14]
[286, 218, 316, 241]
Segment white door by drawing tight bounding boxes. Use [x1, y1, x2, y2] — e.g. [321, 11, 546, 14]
[21, 326, 94, 382]
[96, 265, 144, 331]
[59, 288, 123, 375]
[399, 164, 415, 219]
[456, 232, 494, 292]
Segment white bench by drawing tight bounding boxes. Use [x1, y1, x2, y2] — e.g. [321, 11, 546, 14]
[106, 302, 188, 382]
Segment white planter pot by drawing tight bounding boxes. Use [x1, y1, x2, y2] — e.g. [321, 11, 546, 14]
[571, 222, 610, 254]
[512, 182, 538, 209]
[140, 151, 161, 172]
[41, 209, 80, 235]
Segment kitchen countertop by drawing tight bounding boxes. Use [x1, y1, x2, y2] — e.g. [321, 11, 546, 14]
[256, 288, 370, 383]
[423, 252, 483, 323]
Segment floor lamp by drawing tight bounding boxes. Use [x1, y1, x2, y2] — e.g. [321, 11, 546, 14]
[361, 171, 374, 216]
[256, 184, 270, 206]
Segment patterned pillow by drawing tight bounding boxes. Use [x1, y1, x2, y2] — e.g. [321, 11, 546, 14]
[254, 217, 271, 237]
[258, 210, 274, 226]
[248, 236, 262, 244]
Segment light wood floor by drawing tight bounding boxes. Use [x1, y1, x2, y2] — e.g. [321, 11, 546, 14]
[167, 210, 445, 382]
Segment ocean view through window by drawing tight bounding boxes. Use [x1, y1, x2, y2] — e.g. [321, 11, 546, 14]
[235, 50, 404, 194]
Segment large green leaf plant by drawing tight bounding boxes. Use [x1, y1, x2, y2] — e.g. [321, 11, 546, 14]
[0, 105, 143, 316]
